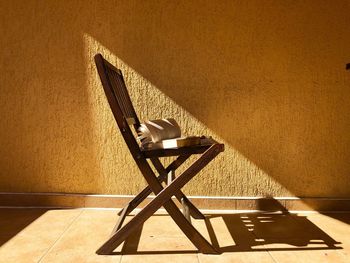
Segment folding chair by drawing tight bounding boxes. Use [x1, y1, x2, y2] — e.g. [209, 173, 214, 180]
[94, 53, 224, 254]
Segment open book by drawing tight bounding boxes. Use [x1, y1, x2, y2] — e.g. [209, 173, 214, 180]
[137, 118, 201, 149]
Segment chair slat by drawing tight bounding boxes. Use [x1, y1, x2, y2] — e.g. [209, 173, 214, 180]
[105, 66, 139, 125]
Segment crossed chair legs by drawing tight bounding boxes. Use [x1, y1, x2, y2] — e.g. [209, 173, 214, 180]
[96, 144, 224, 255]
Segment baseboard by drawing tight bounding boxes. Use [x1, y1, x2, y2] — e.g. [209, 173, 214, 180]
[0, 192, 350, 212]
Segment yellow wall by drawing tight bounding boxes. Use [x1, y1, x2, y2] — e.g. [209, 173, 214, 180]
[1, 0, 349, 198]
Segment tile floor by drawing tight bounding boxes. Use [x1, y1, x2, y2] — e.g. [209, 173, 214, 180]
[0, 208, 349, 262]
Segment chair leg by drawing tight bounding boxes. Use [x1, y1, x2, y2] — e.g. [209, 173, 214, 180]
[110, 203, 130, 236]
[151, 158, 205, 219]
[167, 170, 191, 222]
[97, 197, 217, 255]
[117, 154, 191, 216]
[96, 144, 222, 255]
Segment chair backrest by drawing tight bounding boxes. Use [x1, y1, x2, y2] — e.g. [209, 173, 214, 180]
[95, 54, 140, 128]
[94, 53, 142, 157]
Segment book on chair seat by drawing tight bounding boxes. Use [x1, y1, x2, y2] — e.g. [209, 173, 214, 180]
[158, 136, 201, 149]
[137, 118, 201, 149]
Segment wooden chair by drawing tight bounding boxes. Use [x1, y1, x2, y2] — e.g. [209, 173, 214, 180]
[94, 53, 224, 254]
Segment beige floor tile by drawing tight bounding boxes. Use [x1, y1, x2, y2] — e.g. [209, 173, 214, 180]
[303, 213, 350, 239]
[268, 250, 350, 263]
[121, 215, 197, 252]
[125, 235, 196, 253]
[0, 208, 47, 245]
[206, 213, 269, 251]
[259, 213, 350, 263]
[1, 209, 348, 263]
[198, 251, 275, 263]
[299, 213, 350, 259]
[40, 209, 121, 262]
[133, 215, 189, 237]
[251, 213, 319, 239]
[0, 209, 81, 263]
[121, 254, 199, 263]
[204, 215, 236, 248]
[261, 237, 341, 250]
[262, 237, 347, 262]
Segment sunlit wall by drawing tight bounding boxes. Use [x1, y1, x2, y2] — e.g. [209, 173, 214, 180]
[0, 0, 349, 198]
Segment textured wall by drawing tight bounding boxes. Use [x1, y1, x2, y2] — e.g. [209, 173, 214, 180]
[0, 0, 349, 198]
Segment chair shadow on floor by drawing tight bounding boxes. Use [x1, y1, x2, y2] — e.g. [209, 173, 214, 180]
[114, 199, 342, 255]
[0, 208, 48, 247]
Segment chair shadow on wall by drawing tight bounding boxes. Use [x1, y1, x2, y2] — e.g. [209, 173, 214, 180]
[112, 199, 342, 255]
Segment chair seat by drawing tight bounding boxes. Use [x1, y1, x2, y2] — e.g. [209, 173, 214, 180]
[142, 137, 224, 158]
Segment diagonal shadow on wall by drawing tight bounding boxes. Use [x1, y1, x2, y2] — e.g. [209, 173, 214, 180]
[85, 0, 350, 200]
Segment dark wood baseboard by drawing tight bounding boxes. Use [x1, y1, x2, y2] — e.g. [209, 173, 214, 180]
[1, 192, 350, 212]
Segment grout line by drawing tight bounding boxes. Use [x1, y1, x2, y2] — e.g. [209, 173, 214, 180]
[37, 209, 84, 262]
[266, 251, 279, 263]
[335, 250, 349, 261]
[248, 219, 278, 263]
